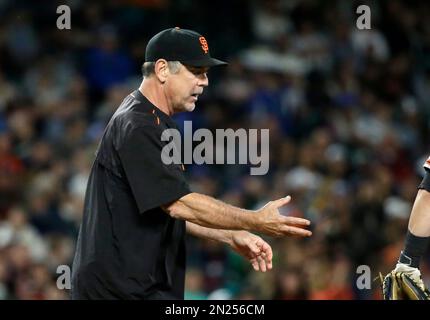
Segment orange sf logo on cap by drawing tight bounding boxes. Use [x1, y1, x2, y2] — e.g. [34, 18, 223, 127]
[199, 36, 209, 54]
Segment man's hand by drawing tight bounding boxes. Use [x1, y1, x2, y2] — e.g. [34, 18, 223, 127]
[255, 196, 312, 237]
[230, 231, 273, 272]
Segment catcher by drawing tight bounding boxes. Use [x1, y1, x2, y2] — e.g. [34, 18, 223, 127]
[382, 156, 430, 300]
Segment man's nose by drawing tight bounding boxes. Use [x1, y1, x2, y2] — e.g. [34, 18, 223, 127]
[198, 73, 209, 87]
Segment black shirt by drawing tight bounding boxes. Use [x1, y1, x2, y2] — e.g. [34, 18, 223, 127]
[71, 89, 191, 300]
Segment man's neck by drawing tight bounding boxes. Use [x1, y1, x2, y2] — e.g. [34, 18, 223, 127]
[138, 79, 173, 116]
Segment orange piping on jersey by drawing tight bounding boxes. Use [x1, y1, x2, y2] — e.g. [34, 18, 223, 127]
[152, 109, 160, 125]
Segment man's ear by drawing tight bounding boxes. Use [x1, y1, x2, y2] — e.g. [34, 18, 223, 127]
[154, 59, 169, 83]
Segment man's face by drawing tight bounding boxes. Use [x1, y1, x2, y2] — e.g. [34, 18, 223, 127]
[165, 64, 209, 113]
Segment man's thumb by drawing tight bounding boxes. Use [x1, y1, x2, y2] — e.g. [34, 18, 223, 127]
[275, 195, 291, 208]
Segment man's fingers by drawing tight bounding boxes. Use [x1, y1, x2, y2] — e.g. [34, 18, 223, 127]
[281, 225, 312, 237]
[258, 256, 266, 272]
[282, 216, 311, 227]
[249, 242, 260, 257]
[262, 242, 273, 262]
[257, 240, 273, 261]
[251, 258, 259, 271]
[261, 250, 272, 270]
[255, 240, 272, 271]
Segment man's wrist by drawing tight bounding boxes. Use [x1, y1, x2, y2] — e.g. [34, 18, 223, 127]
[243, 210, 260, 233]
[224, 230, 235, 246]
[228, 230, 251, 246]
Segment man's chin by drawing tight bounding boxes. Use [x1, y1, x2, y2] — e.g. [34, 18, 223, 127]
[185, 103, 196, 112]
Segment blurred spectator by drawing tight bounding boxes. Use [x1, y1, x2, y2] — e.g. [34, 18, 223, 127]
[84, 25, 133, 106]
[185, 268, 207, 300]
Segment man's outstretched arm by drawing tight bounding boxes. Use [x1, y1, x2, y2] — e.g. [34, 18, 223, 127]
[162, 192, 312, 238]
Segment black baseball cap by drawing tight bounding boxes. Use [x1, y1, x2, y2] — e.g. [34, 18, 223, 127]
[145, 27, 227, 68]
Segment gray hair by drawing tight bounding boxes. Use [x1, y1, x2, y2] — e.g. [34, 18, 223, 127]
[141, 61, 181, 77]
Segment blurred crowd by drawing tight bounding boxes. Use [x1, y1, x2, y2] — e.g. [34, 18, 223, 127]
[0, 0, 430, 300]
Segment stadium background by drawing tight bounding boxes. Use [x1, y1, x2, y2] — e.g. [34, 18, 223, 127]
[0, 0, 429, 300]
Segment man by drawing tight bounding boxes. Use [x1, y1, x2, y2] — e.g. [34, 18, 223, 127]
[71, 27, 312, 300]
[383, 156, 430, 299]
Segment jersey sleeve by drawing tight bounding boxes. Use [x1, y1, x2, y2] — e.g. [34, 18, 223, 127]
[117, 125, 190, 214]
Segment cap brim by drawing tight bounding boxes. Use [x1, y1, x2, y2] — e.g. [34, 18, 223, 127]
[181, 57, 228, 67]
